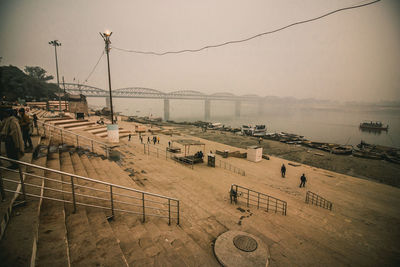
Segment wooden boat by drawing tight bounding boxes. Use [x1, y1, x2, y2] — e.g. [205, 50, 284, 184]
[359, 121, 388, 131]
[331, 146, 353, 155]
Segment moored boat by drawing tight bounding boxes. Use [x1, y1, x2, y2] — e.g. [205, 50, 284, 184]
[359, 121, 388, 131]
[331, 145, 353, 155]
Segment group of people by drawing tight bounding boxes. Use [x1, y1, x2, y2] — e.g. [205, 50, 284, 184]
[281, 163, 307, 188]
[0, 105, 36, 169]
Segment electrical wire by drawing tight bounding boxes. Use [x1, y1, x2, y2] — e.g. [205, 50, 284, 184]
[112, 0, 380, 56]
[83, 50, 105, 84]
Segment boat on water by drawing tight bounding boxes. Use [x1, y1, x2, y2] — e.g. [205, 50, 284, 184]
[253, 125, 267, 137]
[241, 125, 254, 136]
[331, 145, 353, 155]
[359, 121, 388, 131]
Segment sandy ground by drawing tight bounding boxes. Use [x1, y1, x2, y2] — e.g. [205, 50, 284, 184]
[108, 119, 400, 266]
[177, 126, 400, 188]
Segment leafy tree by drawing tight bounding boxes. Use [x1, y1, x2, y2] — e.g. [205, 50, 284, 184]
[0, 65, 58, 102]
[24, 66, 54, 81]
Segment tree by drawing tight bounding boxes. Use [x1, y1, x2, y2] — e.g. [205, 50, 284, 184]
[24, 66, 54, 81]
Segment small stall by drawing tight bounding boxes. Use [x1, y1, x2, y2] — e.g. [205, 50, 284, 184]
[171, 139, 206, 165]
[247, 146, 263, 162]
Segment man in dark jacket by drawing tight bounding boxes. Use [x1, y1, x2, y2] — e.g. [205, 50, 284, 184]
[299, 173, 307, 188]
[281, 164, 286, 178]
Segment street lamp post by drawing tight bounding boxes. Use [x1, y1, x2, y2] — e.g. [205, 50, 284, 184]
[100, 31, 115, 124]
[48, 40, 62, 114]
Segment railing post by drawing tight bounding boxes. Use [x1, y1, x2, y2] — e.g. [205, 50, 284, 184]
[18, 165, 27, 201]
[91, 140, 94, 153]
[144, 144, 146, 154]
[70, 176, 76, 213]
[60, 129, 63, 144]
[177, 200, 180, 225]
[142, 192, 145, 223]
[266, 196, 269, 212]
[110, 185, 114, 219]
[76, 135, 79, 147]
[0, 171, 6, 201]
[247, 189, 250, 207]
[168, 199, 171, 225]
[257, 193, 260, 209]
[275, 199, 278, 213]
[147, 145, 149, 155]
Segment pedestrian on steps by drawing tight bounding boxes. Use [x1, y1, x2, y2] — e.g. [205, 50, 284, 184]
[299, 173, 307, 188]
[281, 164, 286, 178]
[0, 105, 25, 169]
[128, 133, 131, 141]
[18, 108, 33, 149]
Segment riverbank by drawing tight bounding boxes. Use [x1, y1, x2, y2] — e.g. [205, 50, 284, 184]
[172, 125, 400, 188]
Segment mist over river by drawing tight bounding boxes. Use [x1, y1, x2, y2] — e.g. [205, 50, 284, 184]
[87, 97, 400, 148]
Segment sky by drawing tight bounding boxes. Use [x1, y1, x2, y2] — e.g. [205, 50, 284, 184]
[0, 0, 399, 102]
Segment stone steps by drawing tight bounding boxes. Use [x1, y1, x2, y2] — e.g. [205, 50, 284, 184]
[67, 152, 128, 266]
[36, 149, 70, 267]
[94, 157, 219, 265]
[0, 135, 45, 266]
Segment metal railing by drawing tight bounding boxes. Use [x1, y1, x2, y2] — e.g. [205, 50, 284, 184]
[216, 159, 245, 176]
[0, 156, 180, 225]
[37, 120, 110, 158]
[142, 144, 195, 169]
[231, 184, 287, 215]
[305, 191, 332, 211]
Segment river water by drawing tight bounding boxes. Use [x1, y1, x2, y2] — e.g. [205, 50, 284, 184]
[87, 97, 400, 148]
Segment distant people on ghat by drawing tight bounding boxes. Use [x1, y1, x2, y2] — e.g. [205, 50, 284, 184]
[281, 164, 286, 178]
[299, 173, 307, 188]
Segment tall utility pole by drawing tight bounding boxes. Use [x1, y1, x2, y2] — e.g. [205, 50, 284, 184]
[62, 76, 67, 111]
[100, 31, 115, 124]
[49, 40, 62, 113]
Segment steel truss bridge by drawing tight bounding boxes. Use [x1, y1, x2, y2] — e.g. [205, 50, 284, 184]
[63, 83, 262, 101]
[63, 83, 264, 120]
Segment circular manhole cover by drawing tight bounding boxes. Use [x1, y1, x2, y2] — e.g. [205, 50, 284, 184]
[233, 235, 258, 252]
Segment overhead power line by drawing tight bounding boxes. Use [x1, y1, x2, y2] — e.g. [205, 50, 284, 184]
[112, 0, 380, 56]
[83, 50, 105, 84]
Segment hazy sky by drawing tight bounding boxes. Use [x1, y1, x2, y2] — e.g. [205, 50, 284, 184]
[1, 0, 399, 102]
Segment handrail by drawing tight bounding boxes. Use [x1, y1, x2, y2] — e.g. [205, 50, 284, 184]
[305, 191, 332, 211]
[0, 156, 177, 201]
[216, 158, 245, 176]
[38, 119, 109, 146]
[231, 184, 287, 215]
[37, 119, 110, 157]
[0, 156, 180, 224]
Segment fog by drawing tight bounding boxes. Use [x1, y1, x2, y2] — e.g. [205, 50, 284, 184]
[1, 0, 400, 102]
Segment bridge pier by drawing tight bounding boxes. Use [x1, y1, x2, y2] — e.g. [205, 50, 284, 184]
[164, 99, 170, 121]
[204, 99, 211, 121]
[106, 96, 111, 109]
[235, 100, 241, 117]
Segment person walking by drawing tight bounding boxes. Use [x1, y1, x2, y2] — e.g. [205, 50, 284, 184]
[128, 133, 131, 141]
[281, 164, 286, 178]
[1, 106, 25, 169]
[140, 136, 143, 144]
[168, 141, 171, 148]
[32, 113, 38, 134]
[18, 108, 33, 149]
[157, 136, 160, 144]
[299, 173, 307, 188]
[147, 136, 150, 144]
[230, 186, 238, 204]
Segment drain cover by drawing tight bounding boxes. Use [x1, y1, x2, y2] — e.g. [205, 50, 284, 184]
[233, 235, 258, 252]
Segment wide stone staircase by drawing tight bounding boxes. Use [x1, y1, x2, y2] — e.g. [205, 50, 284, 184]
[0, 133, 223, 266]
